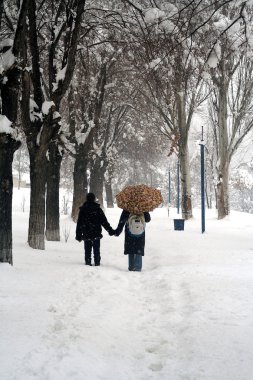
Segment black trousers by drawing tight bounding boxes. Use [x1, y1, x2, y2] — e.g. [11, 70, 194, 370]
[84, 239, 101, 265]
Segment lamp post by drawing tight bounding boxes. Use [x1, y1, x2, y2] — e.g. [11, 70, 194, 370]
[200, 126, 205, 233]
[168, 169, 171, 204]
[177, 160, 180, 214]
[168, 168, 171, 216]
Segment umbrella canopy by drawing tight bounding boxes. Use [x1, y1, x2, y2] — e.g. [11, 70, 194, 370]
[116, 184, 163, 214]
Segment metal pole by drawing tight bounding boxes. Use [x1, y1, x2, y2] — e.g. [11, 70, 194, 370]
[168, 169, 171, 204]
[177, 160, 180, 214]
[168, 169, 171, 216]
[200, 126, 205, 233]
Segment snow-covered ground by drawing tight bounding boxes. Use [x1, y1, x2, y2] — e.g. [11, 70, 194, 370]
[1, 189, 253, 380]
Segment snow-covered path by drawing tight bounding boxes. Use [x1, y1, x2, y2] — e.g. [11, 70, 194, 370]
[1, 206, 253, 380]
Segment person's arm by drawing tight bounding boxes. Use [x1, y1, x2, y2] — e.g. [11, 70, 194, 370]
[99, 209, 114, 235]
[76, 209, 83, 241]
[144, 212, 151, 223]
[115, 210, 129, 236]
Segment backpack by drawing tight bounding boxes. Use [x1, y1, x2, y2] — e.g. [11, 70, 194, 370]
[127, 213, 146, 236]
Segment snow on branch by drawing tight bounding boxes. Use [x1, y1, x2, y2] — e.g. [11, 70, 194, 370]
[0, 41, 15, 74]
[75, 120, 95, 145]
[0, 114, 14, 135]
[52, 66, 67, 92]
[42, 101, 55, 116]
[30, 99, 42, 122]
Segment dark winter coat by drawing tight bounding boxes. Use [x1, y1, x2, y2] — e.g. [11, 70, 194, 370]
[115, 210, 151, 256]
[76, 201, 113, 241]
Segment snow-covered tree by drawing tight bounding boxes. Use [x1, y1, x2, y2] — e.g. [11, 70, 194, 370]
[21, 0, 85, 248]
[119, 1, 216, 219]
[206, 4, 253, 218]
[69, 47, 109, 220]
[230, 162, 253, 213]
[0, 0, 29, 264]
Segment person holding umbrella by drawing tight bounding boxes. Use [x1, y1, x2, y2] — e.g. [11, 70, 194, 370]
[114, 210, 151, 271]
[115, 184, 163, 272]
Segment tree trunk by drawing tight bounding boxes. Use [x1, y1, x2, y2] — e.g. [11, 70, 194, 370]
[0, 147, 14, 264]
[0, 64, 21, 263]
[216, 71, 229, 219]
[205, 187, 211, 209]
[45, 143, 62, 241]
[216, 163, 229, 219]
[105, 179, 114, 208]
[89, 157, 105, 208]
[0, 135, 20, 264]
[71, 156, 88, 221]
[16, 148, 22, 189]
[176, 85, 193, 220]
[179, 142, 192, 220]
[28, 152, 47, 249]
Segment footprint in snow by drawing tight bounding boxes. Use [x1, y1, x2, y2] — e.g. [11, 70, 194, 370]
[48, 305, 57, 313]
[146, 339, 168, 354]
[148, 362, 163, 372]
[146, 345, 158, 353]
[53, 319, 65, 332]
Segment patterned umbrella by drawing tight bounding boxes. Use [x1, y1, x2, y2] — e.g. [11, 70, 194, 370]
[116, 184, 163, 214]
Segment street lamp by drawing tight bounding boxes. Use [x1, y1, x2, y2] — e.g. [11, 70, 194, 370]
[200, 126, 205, 233]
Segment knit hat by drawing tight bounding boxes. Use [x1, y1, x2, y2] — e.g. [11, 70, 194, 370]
[86, 192, 96, 202]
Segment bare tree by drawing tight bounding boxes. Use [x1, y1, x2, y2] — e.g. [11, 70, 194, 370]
[21, 0, 85, 248]
[120, 0, 248, 218]
[69, 51, 108, 220]
[208, 53, 253, 218]
[0, 0, 29, 264]
[121, 2, 209, 219]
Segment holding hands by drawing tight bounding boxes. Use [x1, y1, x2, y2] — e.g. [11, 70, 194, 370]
[108, 228, 115, 236]
[108, 228, 120, 237]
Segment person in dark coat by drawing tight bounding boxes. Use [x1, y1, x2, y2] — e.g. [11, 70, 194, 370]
[115, 210, 151, 272]
[76, 193, 114, 266]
